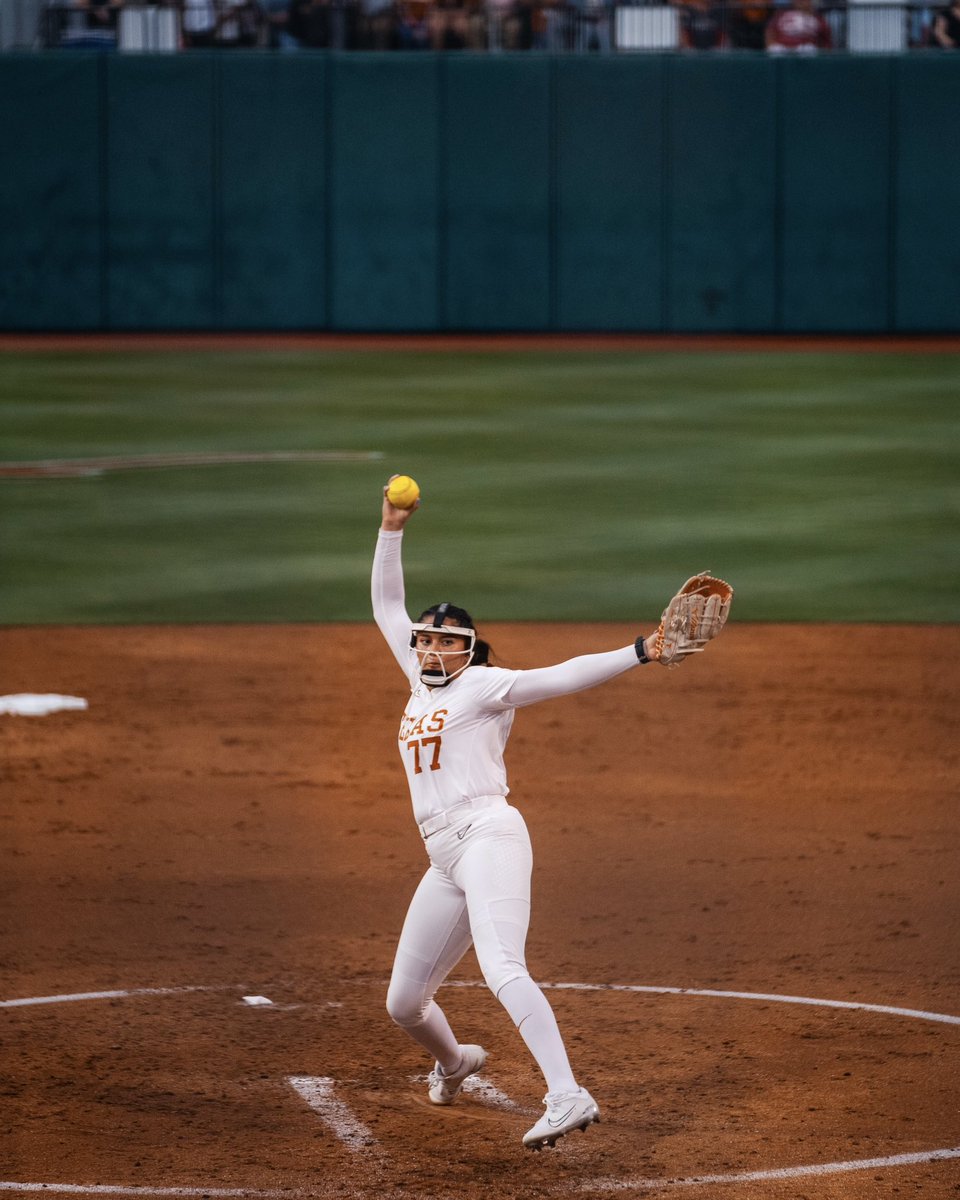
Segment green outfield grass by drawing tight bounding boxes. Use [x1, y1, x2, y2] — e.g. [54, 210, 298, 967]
[1, 349, 957, 624]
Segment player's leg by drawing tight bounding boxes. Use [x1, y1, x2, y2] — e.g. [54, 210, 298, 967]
[385, 863, 473, 1073]
[455, 808, 600, 1146]
[454, 808, 578, 1095]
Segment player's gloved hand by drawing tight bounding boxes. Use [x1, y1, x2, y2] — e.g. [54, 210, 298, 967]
[655, 573, 734, 666]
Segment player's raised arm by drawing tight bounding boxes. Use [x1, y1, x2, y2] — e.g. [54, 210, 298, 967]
[372, 476, 421, 673]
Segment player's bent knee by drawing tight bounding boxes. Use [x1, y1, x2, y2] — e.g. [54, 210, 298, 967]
[482, 961, 530, 998]
[385, 982, 429, 1028]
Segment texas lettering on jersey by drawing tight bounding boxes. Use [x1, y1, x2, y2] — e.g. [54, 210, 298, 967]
[400, 708, 449, 776]
[399, 708, 448, 742]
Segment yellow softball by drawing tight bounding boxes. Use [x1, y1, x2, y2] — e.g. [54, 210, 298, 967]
[386, 474, 420, 510]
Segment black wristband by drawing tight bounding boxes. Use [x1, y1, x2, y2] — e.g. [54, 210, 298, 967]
[635, 636, 650, 664]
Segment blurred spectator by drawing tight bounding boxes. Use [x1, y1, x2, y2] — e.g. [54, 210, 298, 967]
[528, 0, 611, 50]
[395, 0, 430, 43]
[215, 0, 261, 43]
[475, 0, 535, 46]
[484, 0, 512, 46]
[462, 0, 487, 46]
[727, 0, 769, 47]
[428, 0, 469, 47]
[54, 0, 122, 45]
[679, 0, 724, 47]
[588, 0, 613, 48]
[357, 0, 397, 45]
[508, 0, 536, 45]
[181, 0, 218, 44]
[765, 0, 831, 50]
[932, 0, 960, 43]
[909, 2, 934, 44]
[527, 0, 559, 49]
[288, 0, 361, 46]
[181, 0, 259, 43]
[259, 0, 298, 47]
[77, 0, 123, 33]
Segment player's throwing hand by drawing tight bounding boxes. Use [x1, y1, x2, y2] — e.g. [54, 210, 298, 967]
[381, 474, 420, 532]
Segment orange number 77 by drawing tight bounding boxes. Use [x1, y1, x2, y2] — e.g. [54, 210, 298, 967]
[408, 735, 442, 774]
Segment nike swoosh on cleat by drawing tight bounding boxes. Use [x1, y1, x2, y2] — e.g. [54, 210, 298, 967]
[547, 1106, 576, 1127]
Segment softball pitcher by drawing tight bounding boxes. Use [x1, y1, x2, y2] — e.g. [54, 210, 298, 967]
[372, 481, 731, 1150]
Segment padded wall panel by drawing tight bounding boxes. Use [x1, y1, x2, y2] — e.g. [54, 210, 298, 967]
[2, 55, 959, 333]
[105, 55, 215, 329]
[0, 56, 102, 329]
[442, 57, 551, 330]
[555, 57, 665, 330]
[780, 57, 892, 332]
[666, 56, 777, 331]
[329, 55, 439, 330]
[894, 57, 960, 331]
[219, 55, 328, 329]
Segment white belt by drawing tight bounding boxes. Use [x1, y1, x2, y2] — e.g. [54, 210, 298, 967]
[417, 795, 506, 840]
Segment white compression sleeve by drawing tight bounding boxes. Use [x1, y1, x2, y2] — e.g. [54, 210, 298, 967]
[371, 530, 413, 673]
[504, 646, 640, 708]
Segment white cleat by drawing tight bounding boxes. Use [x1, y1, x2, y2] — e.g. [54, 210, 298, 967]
[522, 1087, 600, 1150]
[427, 1044, 488, 1105]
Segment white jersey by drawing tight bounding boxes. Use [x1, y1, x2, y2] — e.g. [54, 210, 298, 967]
[397, 667, 518, 817]
[372, 529, 640, 827]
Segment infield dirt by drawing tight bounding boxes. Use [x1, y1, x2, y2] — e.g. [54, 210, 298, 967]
[3, 622, 959, 1198]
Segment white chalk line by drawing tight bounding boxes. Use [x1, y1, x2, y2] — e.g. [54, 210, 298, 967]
[6, 1150, 959, 1200]
[0, 986, 234, 1010]
[581, 1146, 960, 1193]
[8, 979, 958, 1027]
[411, 1072, 532, 1114]
[446, 979, 960, 1027]
[461, 1074, 533, 1114]
[287, 1076, 377, 1152]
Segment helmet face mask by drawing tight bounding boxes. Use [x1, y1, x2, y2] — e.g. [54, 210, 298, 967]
[410, 604, 476, 686]
[410, 623, 476, 686]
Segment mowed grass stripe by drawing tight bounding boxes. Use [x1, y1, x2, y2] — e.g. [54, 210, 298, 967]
[1, 351, 957, 624]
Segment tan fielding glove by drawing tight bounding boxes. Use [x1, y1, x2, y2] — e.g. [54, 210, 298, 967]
[655, 573, 734, 666]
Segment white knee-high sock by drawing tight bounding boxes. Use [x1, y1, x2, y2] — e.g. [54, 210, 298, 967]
[497, 975, 579, 1095]
[396, 1000, 463, 1074]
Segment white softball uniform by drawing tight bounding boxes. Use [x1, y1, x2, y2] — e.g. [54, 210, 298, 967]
[372, 529, 641, 1091]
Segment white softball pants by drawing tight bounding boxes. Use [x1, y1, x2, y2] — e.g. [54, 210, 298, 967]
[385, 801, 579, 1095]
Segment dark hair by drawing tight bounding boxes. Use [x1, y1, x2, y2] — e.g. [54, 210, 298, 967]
[418, 603, 493, 666]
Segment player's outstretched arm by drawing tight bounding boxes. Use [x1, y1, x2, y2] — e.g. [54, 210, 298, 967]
[504, 639, 660, 708]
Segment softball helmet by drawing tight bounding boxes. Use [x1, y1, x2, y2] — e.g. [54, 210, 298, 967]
[410, 602, 477, 686]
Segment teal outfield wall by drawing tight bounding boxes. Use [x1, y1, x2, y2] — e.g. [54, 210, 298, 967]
[1, 53, 958, 332]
